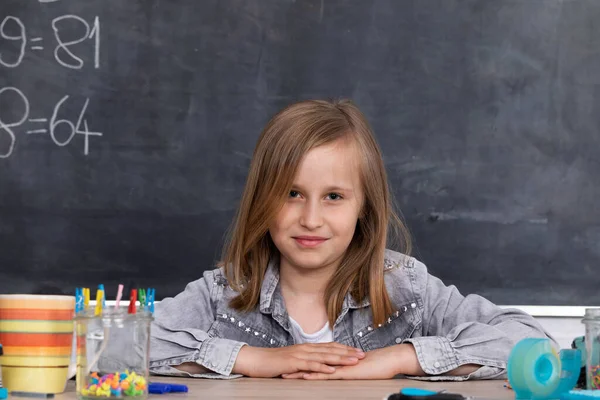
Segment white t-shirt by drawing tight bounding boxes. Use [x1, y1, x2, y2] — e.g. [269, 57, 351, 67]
[289, 317, 333, 344]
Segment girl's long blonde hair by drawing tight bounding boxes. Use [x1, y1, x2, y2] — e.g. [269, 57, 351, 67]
[221, 99, 411, 327]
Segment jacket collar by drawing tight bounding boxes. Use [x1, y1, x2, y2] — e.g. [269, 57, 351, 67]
[345, 290, 371, 309]
[259, 254, 371, 317]
[259, 254, 282, 314]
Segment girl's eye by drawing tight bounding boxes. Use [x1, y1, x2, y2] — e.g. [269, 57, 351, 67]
[288, 191, 342, 200]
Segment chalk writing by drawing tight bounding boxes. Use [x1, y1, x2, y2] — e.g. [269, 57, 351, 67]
[0, 15, 100, 69]
[0, 86, 103, 158]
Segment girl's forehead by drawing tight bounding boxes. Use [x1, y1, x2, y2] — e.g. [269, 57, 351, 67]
[293, 141, 363, 190]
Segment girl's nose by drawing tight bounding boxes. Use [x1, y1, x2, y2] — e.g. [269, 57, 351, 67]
[299, 201, 323, 229]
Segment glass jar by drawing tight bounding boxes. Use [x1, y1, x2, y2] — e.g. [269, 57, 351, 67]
[75, 309, 153, 399]
[582, 308, 600, 390]
[0, 343, 6, 399]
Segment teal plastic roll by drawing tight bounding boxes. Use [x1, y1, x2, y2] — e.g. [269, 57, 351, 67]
[508, 338, 581, 400]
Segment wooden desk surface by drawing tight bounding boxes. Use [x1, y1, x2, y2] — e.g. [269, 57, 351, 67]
[55, 377, 513, 400]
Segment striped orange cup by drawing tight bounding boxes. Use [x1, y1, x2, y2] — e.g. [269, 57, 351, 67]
[0, 295, 76, 394]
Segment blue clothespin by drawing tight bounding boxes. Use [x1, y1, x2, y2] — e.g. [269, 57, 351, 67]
[147, 288, 155, 314]
[75, 288, 83, 314]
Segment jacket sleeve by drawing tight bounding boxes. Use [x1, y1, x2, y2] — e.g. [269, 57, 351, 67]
[149, 269, 246, 379]
[403, 259, 554, 381]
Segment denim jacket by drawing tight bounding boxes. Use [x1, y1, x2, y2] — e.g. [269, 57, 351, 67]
[148, 249, 552, 380]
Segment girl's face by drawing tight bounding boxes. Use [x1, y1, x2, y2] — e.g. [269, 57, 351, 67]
[268, 139, 364, 274]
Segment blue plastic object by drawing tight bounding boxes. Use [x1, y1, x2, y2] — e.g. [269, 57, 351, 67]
[399, 388, 464, 400]
[386, 388, 465, 400]
[148, 383, 188, 394]
[508, 338, 581, 400]
[561, 390, 600, 400]
[400, 389, 439, 397]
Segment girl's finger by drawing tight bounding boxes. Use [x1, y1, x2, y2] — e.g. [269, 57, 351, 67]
[310, 342, 363, 353]
[302, 372, 334, 380]
[327, 342, 363, 352]
[281, 372, 305, 379]
[303, 345, 365, 358]
[297, 352, 359, 366]
[299, 359, 336, 373]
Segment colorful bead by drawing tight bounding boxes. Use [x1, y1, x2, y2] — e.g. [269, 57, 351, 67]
[81, 371, 147, 398]
[590, 364, 600, 389]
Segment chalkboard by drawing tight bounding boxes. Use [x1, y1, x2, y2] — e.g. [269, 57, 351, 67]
[1, 0, 599, 305]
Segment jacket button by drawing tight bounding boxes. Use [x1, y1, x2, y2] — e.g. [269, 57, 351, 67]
[411, 303, 416, 309]
[395, 337, 402, 344]
[434, 361, 441, 368]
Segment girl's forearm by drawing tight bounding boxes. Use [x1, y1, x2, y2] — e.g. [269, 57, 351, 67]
[394, 344, 480, 377]
[174, 362, 209, 374]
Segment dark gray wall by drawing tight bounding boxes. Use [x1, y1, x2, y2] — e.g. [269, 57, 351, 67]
[1, 0, 598, 304]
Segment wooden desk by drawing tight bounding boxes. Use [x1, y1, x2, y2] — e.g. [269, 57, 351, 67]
[55, 377, 513, 399]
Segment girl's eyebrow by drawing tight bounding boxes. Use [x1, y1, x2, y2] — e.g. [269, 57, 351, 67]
[291, 184, 354, 193]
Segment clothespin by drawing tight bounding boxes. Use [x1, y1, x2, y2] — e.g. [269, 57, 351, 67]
[75, 288, 83, 314]
[115, 284, 124, 310]
[128, 289, 137, 314]
[83, 288, 90, 311]
[98, 284, 106, 309]
[95, 289, 104, 316]
[138, 289, 146, 312]
[147, 288, 155, 314]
